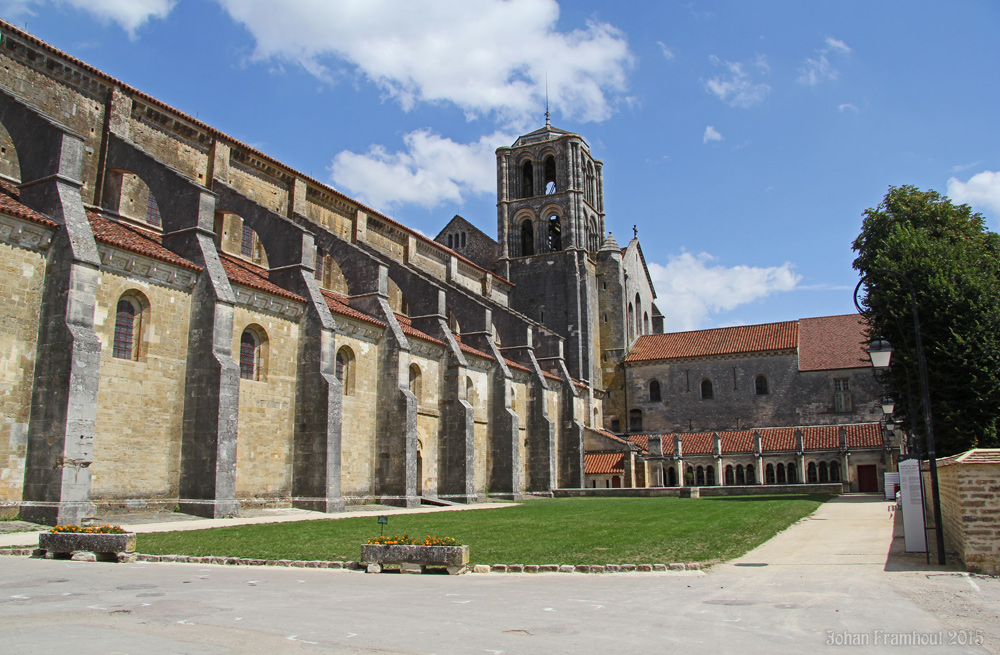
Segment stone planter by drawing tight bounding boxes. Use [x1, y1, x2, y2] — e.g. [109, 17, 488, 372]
[38, 532, 136, 562]
[360, 544, 469, 575]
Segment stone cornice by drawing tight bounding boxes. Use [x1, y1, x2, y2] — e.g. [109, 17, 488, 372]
[0, 213, 55, 251]
[97, 244, 198, 292]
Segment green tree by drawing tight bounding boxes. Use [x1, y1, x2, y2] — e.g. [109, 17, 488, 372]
[852, 185, 1000, 457]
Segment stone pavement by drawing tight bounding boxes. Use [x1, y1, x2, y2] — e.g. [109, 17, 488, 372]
[0, 495, 996, 654]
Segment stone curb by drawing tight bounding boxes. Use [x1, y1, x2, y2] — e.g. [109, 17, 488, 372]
[0, 549, 705, 573]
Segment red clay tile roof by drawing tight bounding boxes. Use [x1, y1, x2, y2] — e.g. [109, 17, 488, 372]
[584, 452, 624, 475]
[456, 341, 495, 361]
[320, 289, 385, 327]
[218, 253, 305, 303]
[613, 423, 883, 457]
[0, 181, 58, 228]
[798, 314, 870, 371]
[504, 357, 533, 374]
[394, 313, 445, 347]
[542, 370, 562, 382]
[626, 321, 798, 363]
[87, 211, 201, 272]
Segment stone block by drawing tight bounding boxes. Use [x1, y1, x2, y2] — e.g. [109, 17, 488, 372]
[620, 564, 636, 572]
[574, 565, 591, 573]
[366, 563, 382, 573]
[539, 564, 559, 572]
[686, 562, 701, 570]
[524, 565, 539, 573]
[491, 564, 508, 573]
[653, 564, 666, 571]
[637, 564, 652, 572]
[559, 565, 574, 573]
[605, 564, 620, 573]
[473, 564, 491, 573]
[669, 563, 685, 570]
[508, 564, 524, 573]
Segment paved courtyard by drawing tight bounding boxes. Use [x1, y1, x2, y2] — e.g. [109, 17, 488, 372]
[0, 496, 997, 654]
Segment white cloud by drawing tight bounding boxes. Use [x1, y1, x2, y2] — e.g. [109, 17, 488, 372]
[947, 170, 1000, 217]
[657, 41, 675, 60]
[798, 36, 850, 86]
[838, 103, 858, 113]
[0, 0, 175, 37]
[330, 129, 511, 210]
[705, 55, 770, 108]
[703, 125, 723, 143]
[648, 252, 800, 331]
[215, 0, 633, 127]
[824, 37, 851, 54]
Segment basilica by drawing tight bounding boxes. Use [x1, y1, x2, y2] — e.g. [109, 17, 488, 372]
[0, 20, 893, 526]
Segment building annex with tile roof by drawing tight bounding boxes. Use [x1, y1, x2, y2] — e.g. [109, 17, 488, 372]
[585, 315, 900, 492]
[0, 21, 664, 525]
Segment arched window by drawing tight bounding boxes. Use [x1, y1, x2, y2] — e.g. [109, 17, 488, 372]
[585, 161, 596, 205]
[725, 465, 735, 486]
[777, 463, 786, 484]
[544, 155, 557, 194]
[746, 464, 755, 484]
[736, 465, 745, 486]
[547, 215, 561, 251]
[627, 302, 635, 343]
[765, 464, 776, 485]
[521, 219, 534, 257]
[667, 466, 677, 487]
[830, 460, 841, 483]
[241, 222, 254, 257]
[447, 234, 453, 248]
[648, 379, 661, 402]
[521, 160, 534, 197]
[409, 363, 422, 403]
[643, 312, 649, 335]
[755, 375, 769, 395]
[629, 409, 643, 432]
[701, 379, 714, 400]
[818, 461, 829, 483]
[239, 327, 267, 381]
[807, 462, 818, 483]
[336, 346, 356, 395]
[145, 192, 162, 227]
[787, 462, 798, 484]
[705, 465, 716, 486]
[695, 466, 706, 486]
[113, 297, 140, 360]
[685, 466, 694, 485]
[635, 294, 642, 336]
[589, 218, 599, 251]
[112, 292, 149, 362]
[461, 231, 467, 248]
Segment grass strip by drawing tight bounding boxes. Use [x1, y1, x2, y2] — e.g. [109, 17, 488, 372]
[138, 495, 830, 566]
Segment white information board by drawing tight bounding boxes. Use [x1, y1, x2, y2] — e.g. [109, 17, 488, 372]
[898, 459, 927, 553]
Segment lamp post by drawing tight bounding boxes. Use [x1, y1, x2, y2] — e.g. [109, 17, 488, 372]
[854, 270, 946, 565]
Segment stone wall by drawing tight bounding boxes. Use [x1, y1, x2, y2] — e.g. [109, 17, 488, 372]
[91, 270, 191, 502]
[926, 451, 1000, 575]
[627, 355, 882, 433]
[232, 305, 298, 502]
[0, 228, 50, 513]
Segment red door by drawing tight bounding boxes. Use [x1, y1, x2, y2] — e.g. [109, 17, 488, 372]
[857, 465, 878, 493]
[611, 475, 621, 488]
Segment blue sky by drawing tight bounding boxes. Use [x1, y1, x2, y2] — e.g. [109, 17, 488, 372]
[6, 0, 998, 331]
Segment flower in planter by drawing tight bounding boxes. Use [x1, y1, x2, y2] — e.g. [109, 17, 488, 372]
[50, 524, 127, 534]
[366, 532, 460, 546]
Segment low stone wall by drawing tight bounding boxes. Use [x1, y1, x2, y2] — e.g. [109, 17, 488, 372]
[924, 450, 1000, 575]
[554, 483, 842, 498]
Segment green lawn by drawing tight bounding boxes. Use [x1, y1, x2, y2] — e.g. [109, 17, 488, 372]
[137, 495, 830, 566]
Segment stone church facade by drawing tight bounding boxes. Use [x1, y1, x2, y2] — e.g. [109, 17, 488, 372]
[584, 315, 899, 493]
[0, 21, 661, 525]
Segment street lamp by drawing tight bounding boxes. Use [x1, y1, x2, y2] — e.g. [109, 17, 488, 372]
[855, 270, 946, 565]
[867, 338, 893, 370]
[880, 396, 896, 416]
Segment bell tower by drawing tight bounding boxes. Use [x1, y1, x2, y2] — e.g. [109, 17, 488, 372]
[495, 120, 605, 274]
[494, 122, 606, 383]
